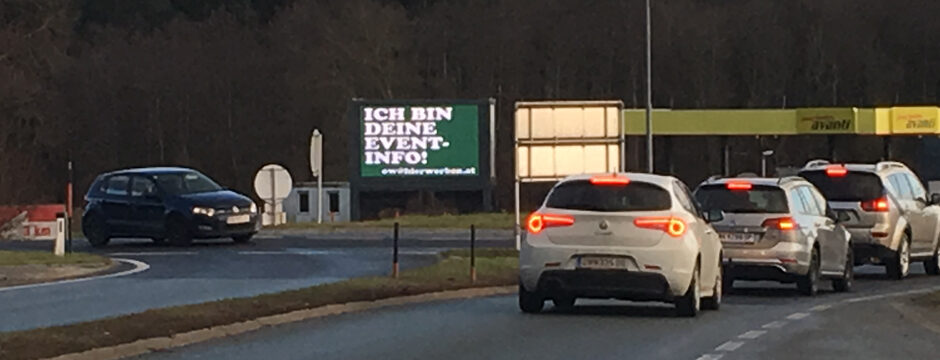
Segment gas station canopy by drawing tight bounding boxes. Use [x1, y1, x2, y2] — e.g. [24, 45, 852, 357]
[623, 106, 940, 136]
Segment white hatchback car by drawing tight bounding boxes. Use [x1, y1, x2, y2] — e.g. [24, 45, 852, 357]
[519, 173, 724, 317]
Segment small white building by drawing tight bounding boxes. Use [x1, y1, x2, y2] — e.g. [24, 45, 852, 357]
[283, 182, 351, 223]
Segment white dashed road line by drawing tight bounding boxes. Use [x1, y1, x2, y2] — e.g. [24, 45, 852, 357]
[695, 354, 724, 360]
[694, 284, 940, 359]
[737, 330, 767, 339]
[786, 312, 810, 320]
[715, 341, 744, 352]
[761, 320, 788, 329]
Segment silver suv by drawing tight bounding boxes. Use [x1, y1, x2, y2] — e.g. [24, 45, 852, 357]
[694, 177, 853, 295]
[799, 160, 940, 279]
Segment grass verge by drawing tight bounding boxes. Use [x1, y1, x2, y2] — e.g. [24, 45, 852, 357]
[270, 212, 516, 230]
[0, 251, 109, 267]
[0, 250, 518, 360]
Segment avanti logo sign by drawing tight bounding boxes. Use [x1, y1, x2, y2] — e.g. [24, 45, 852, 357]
[796, 108, 856, 134]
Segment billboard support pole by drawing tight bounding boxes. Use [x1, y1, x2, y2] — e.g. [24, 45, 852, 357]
[514, 178, 521, 251]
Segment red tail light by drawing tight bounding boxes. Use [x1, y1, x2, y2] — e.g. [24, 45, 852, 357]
[726, 181, 752, 191]
[526, 213, 575, 234]
[825, 165, 848, 177]
[860, 197, 889, 212]
[590, 176, 631, 186]
[634, 217, 687, 237]
[762, 217, 797, 230]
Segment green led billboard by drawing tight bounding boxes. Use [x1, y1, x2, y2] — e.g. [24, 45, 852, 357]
[360, 104, 479, 177]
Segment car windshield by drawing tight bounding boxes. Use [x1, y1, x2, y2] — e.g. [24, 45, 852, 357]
[800, 171, 885, 201]
[545, 180, 671, 212]
[152, 172, 223, 195]
[695, 184, 789, 213]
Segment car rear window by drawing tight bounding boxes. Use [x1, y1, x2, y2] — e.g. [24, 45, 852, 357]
[545, 180, 671, 212]
[694, 184, 789, 213]
[799, 171, 885, 201]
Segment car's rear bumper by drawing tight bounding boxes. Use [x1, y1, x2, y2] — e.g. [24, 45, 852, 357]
[722, 241, 811, 279]
[534, 270, 674, 301]
[519, 235, 698, 298]
[192, 215, 260, 238]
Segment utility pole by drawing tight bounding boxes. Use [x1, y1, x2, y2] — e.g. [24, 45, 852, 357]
[645, 0, 654, 173]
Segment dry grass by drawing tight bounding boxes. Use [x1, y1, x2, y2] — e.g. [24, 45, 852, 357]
[0, 251, 109, 267]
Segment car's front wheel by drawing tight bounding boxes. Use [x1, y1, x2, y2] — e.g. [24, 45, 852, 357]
[887, 234, 911, 280]
[797, 247, 820, 296]
[675, 265, 701, 317]
[924, 242, 940, 276]
[702, 261, 722, 311]
[83, 214, 111, 248]
[832, 246, 854, 292]
[166, 216, 193, 247]
[519, 284, 544, 314]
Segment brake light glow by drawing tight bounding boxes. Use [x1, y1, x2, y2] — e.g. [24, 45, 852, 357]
[634, 217, 687, 237]
[762, 217, 797, 230]
[526, 213, 575, 234]
[726, 181, 753, 191]
[590, 176, 631, 186]
[825, 165, 848, 177]
[860, 197, 889, 212]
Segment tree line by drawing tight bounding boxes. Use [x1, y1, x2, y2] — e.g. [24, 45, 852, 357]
[2, 0, 940, 210]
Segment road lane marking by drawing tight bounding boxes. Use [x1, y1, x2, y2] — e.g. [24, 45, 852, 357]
[786, 312, 810, 320]
[738, 330, 767, 339]
[715, 341, 744, 352]
[108, 252, 198, 256]
[810, 304, 832, 312]
[696, 354, 724, 360]
[762, 320, 787, 329]
[0, 258, 149, 293]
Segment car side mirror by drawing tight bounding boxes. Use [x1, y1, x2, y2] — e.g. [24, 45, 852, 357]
[702, 209, 724, 223]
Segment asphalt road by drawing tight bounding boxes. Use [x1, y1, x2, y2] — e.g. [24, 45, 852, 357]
[136, 266, 940, 360]
[0, 233, 504, 332]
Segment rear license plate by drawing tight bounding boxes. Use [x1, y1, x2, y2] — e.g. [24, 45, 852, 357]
[226, 214, 251, 225]
[719, 232, 760, 243]
[579, 256, 630, 269]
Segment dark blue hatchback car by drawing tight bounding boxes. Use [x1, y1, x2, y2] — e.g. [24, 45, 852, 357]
[82, 167, 259, 247]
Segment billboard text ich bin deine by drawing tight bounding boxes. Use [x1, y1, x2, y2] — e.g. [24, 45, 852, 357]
[360, 105, 479, 177]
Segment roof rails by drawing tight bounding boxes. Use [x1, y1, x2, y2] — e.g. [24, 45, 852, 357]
[803, 159, 830, 169]
[876, 161, 907, 172]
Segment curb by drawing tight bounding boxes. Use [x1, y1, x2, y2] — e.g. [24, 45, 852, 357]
[42, 285, 516, 360]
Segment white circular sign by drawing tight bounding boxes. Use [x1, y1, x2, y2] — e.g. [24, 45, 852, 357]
[253, 164, 293, 202]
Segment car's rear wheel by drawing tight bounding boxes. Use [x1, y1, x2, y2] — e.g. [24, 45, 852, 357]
[232, 234, 253, 244]
[702, 261, 722, 311]
[924, 242, 940, 276]
[83, 214, 110, 248]
[675, 265, 700, 317]
[518, 284, 544, 314]
[166, 216, 193, 247]
[797, 247, 820, 296]
[887, 234, 910, 280]
[832, 246, 854, 292]
[552, 295, 576, 311]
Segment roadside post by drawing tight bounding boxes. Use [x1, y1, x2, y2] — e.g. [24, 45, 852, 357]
[392, 222, 400, 279]
[470, 224, 477, 283]
[54, 212, 66, 256]
[310, 129, 323, 224]
[66, 160, 73, 253]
